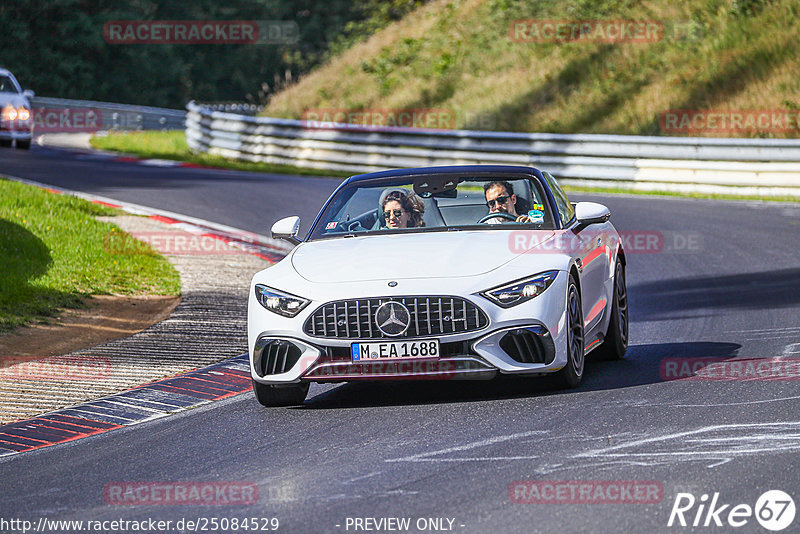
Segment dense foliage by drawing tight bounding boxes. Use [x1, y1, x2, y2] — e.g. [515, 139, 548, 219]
[0, 0, 424, 108]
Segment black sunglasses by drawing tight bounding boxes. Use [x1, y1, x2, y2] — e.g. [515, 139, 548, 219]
[486, 195, 511, 208]
[383, 209, 406, 219]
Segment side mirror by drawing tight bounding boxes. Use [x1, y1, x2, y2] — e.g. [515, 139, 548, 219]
[574, 202, 610, 228]
[271, 216, 301, 246]
[22, 89, 35, 99]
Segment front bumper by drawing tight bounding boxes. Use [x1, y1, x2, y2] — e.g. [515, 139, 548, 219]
[251, 322, 565, 384]
[249, 272, 571, 385]
[0, 121, 33, 141]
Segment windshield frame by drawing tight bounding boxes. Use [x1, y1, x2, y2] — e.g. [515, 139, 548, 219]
[304, 169, 560, 242]
[0, 73, 22, 94]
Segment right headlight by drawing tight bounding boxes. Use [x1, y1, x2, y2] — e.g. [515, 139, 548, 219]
[479, 270, 558, 308]
[254, 284, 309, 317]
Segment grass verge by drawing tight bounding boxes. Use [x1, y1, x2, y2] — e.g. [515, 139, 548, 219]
[0, 178, 181, 332]
[89, 131, 350, 178]
[562, 184, 800, 203]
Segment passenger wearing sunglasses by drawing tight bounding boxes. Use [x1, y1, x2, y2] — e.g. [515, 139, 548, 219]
[483, 181, 532, 224]
[381, 190, 425, 229]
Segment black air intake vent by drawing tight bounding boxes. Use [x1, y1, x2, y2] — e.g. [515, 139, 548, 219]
[257, 340, 302, 376]
[500, 328, 555, 365]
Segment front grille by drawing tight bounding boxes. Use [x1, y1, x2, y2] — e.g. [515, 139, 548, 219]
[304, 296, 489, 339]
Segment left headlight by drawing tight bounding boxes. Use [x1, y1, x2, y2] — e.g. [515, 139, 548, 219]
[2, 105, 17, 121]
[254, 284, 310, 317]
[17, 107, 30, 121]
[479, 270, 558, 308]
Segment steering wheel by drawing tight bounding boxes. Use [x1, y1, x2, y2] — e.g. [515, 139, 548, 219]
[478, 212, 518, 224]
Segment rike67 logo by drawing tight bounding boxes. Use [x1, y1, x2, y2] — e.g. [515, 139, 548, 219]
[668, 490, 795, 531]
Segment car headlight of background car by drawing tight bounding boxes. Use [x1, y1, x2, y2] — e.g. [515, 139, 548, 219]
[2, 105, 30, 122]
[479, 270, 558, 308]
[254, 284, 310, 317]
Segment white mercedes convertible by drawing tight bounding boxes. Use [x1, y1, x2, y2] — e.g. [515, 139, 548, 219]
[248, 165, 628, 406]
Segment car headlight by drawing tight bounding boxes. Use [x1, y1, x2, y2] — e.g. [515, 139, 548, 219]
[17, 107, 30, 121]
[254, 284, 309, 317]
[479, 270, 558, 308]
[2, 105, 17, 121]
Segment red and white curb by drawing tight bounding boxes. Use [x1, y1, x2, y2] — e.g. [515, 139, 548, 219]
[83, 153, 222, 169]
[0, 355, 252, 457]
[36, 134, 238, 170]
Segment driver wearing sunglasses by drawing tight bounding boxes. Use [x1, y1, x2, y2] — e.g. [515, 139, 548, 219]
[483, 181, 533, 224]
[381, 190, 425, 229]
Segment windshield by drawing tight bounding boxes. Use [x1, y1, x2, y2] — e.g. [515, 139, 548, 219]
[0, 75, 21, 94]
[307, 173, 556, 240]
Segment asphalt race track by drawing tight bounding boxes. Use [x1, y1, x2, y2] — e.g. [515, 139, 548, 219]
[2, 144, 800, 533]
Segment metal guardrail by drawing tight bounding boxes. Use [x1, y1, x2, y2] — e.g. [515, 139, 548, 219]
[196, 102, 264, 116]
[185, 101, 800, 196]
[31, 96, 185, 131]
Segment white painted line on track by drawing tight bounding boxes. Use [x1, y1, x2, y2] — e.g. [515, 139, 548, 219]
[386, 430, 547, 463]
[648, 394, 800, 408]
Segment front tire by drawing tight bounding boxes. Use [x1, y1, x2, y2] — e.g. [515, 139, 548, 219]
[555, 274, 585, 388]
[252, 379, 309, 407]
[16, 139, 31, 150]
[594, 259, 628, 361]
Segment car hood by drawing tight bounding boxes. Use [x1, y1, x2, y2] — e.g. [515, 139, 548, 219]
[291, 230, 556, 283]
[0, 93, 29, 108]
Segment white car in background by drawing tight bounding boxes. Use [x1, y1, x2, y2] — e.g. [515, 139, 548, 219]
[248, 165, 628, 406]
[0, 68, 34, 150]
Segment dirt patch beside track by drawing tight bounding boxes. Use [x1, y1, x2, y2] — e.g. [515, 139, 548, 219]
[0, 294, 180, 360]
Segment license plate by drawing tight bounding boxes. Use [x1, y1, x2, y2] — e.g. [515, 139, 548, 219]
[351, 339, 440, 362]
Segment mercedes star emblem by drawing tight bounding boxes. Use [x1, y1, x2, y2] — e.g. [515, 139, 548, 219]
[374, 301, 410, 337]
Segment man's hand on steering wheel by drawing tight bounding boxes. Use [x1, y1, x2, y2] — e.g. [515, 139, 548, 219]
[478, 212, 518, 224]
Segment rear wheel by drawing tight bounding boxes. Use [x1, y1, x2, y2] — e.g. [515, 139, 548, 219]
[554, 274, 584, 388]
[594, 259, 628, 360]
[252, 379, 309, 407]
